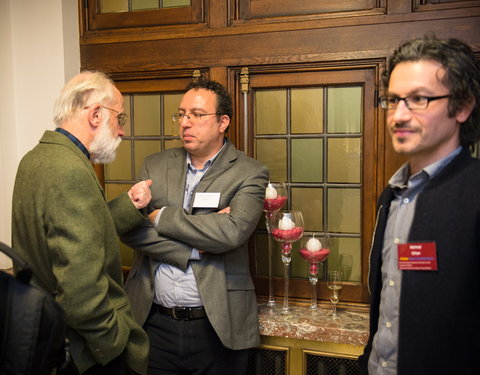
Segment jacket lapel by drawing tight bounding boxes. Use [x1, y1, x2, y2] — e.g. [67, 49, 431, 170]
[167, 148, 188, 206]
[194, 141, 238, 193]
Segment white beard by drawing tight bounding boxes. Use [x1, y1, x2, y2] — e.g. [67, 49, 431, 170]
[89, 117, 121, 164]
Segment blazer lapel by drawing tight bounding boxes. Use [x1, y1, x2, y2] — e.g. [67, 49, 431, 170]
[194, 141, 238, 193]
[167, 148, 187, 206]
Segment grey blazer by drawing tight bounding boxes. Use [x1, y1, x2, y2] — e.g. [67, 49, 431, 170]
[122, 140, 269, 350]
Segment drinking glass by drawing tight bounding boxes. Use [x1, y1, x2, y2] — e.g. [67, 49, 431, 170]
[327, 271, 343, 318]
[299, 234, 330, 312]
[263, 182, 287, 308]
[271, 210, 304, 314]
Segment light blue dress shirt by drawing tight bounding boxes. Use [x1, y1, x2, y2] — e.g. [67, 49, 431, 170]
[153, 144, 225, 308]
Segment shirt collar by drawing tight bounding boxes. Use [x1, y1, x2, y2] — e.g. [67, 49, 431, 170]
[55, 128, 90, 159]
[389, 146, 462, 189]
[186, 139, 226, 171]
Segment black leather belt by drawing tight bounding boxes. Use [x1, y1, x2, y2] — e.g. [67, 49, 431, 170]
[155, 304, 207, 321]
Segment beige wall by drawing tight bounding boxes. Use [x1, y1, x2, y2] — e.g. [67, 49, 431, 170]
[0, 0, 80, 268]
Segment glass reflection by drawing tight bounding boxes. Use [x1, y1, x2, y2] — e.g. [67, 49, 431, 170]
[291, 88, 323, 134]
[327, 138, 361, 183]
[327, 87, 362, 134]
[327, 188, 361, 233]
[255, 90, 286, 135]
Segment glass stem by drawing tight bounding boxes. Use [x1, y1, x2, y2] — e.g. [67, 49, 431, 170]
[265, 214, 275, 307]
[282, 262, 290, 314]
[281, 244, 291, 315]
[310, 277, 317, 310]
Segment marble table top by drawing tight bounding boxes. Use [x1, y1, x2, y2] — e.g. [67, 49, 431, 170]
[258, 304, 369, 346]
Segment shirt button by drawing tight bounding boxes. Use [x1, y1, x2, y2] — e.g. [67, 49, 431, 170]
[389, 280, 395, 287]
[382, 362, 388, 368]
[394, 238, 400, 244]
[386, 322, 392, 328]
[403, 197, 409, 204]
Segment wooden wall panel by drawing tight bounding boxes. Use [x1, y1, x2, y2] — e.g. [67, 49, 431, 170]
[239, 0, 380, 20]
[84, 0, 205, 30]
[81, 15, 480, 74]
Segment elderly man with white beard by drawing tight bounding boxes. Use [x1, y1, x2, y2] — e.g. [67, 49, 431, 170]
[12, 71, 151, 375]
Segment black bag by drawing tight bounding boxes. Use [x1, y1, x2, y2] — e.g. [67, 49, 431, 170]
[0, 242, 68, 375]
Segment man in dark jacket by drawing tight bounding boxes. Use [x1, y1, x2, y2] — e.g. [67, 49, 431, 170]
[360, 35, 480, 374]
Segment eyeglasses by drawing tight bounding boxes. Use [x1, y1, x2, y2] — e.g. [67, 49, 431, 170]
[101, 106, 128, 127]
[379, 94, 451, 110]
[172, 112, 219, 123]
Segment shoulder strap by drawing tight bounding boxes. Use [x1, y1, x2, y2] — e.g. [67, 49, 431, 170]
[0, 242, 32, 284]
[0, 272, 12, 367]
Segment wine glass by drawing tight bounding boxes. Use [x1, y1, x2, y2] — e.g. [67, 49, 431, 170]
[327, 271, 343, 318]
[299, 234, 330, 312]
[263, 182, 287, 308]
[271, 210, 304, 314]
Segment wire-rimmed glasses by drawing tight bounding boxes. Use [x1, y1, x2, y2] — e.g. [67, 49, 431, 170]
[83, 105, 128, 127]
[101, 106, 128, 127]
[171, 112, 219, 123]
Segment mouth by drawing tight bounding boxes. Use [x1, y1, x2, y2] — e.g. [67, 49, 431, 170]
[182, 133, 195, 141]
[392, 126, 416, 137]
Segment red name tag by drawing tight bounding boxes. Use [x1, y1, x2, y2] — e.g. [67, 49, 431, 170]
[398, 242, 437, 271]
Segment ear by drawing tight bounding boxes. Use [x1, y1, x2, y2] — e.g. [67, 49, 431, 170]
[87, 104, 103, 128]
[218, 115, 230, 133]
[455, 97, 475, 124]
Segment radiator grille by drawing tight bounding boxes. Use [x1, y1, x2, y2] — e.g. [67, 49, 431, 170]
[305, 352, 359, 375]
[247, 347, 287, 375]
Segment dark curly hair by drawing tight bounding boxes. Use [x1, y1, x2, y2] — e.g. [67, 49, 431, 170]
[382, 34, 480, 147]
[185, 79, 233, 122]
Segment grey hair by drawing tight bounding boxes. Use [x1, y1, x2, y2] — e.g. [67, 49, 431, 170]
[53, 71, 117, 127]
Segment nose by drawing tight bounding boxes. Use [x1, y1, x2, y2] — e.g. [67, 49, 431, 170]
[179, 115, 191, 127]
[390, 99, 412, 123]
[117, 125, 126, 137]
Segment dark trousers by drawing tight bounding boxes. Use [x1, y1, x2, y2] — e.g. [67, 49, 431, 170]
[145, 306, 250, 375]
[57, 351, 133, 375]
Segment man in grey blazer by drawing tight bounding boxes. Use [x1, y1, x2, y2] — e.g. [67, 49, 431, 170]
[122, 80, 269, 374]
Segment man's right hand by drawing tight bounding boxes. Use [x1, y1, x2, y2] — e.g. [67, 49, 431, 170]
[128, 179, 153, 209]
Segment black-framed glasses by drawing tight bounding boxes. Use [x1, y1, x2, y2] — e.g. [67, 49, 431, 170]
[101, 106, 128, 127]
[172, 112, 219, 123]
[379, 94, 451, 110]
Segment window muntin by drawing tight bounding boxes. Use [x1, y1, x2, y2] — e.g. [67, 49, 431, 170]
[253, 84, 363, 294]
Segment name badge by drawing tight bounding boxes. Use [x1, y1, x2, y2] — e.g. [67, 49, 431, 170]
[398, 242, 437, 271]
[193, 192, 221, 208]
